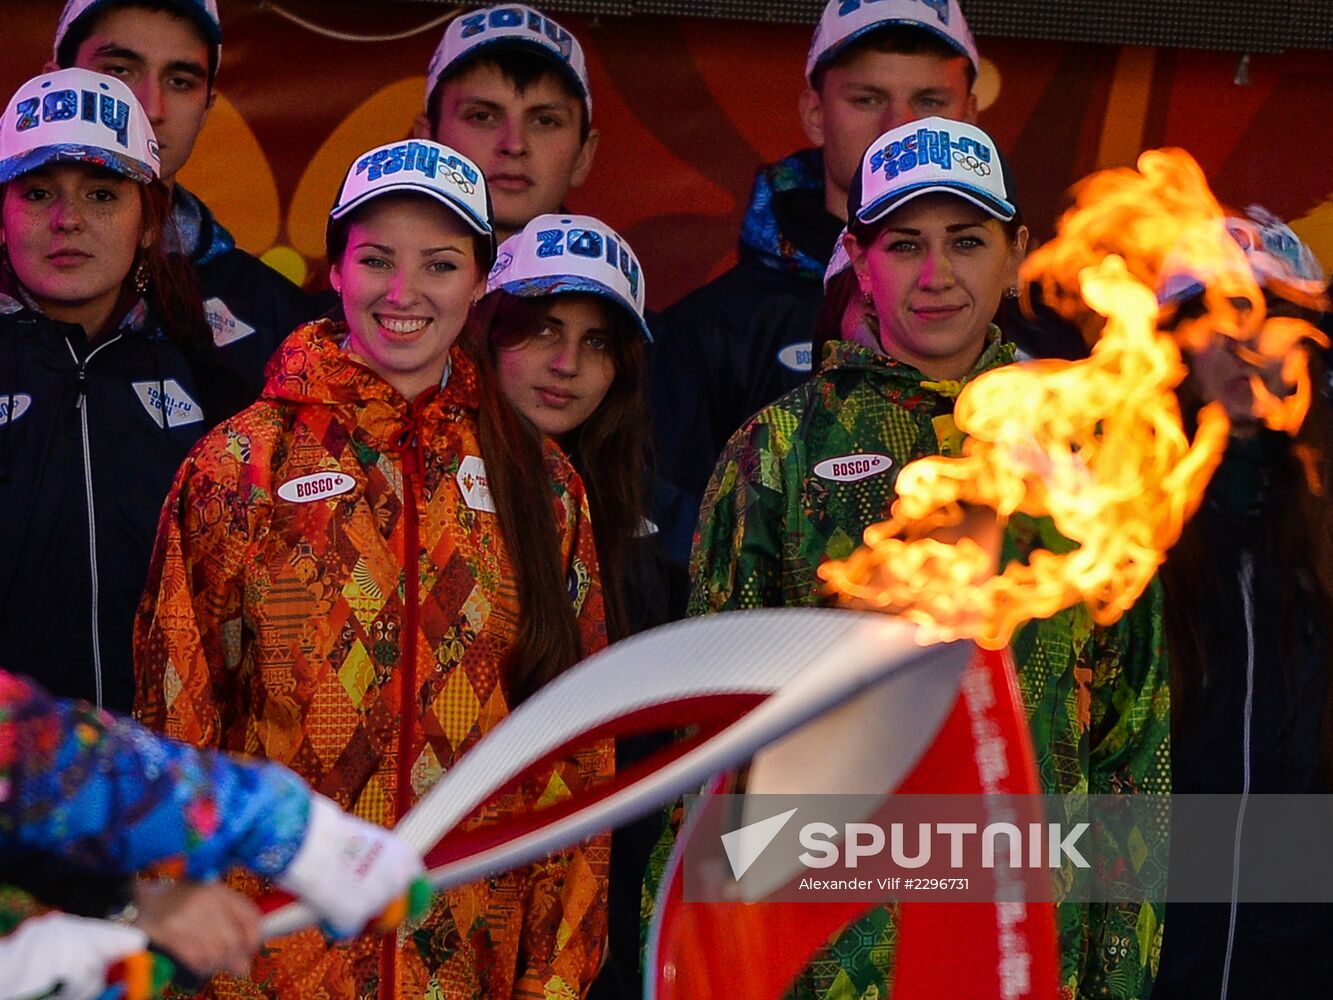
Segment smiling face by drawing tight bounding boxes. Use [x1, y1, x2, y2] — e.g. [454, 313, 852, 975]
[802, 48, 975, 220]
[497, 293, 618, 437]
[67, 5, 213, 185]
[329, 194, 485, 401]
[1, 162, 148, 335]
[849, 194, 1025, 380]
[424, 62, 597, 242]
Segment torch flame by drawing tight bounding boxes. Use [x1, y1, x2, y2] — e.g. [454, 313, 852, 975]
[819, 149, 1328, 648]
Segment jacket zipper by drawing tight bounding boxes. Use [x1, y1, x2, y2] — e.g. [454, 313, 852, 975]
[383, 409, 427, 1000]
[1219, 549, 1255, 1000]
[63, 333, 123, 708]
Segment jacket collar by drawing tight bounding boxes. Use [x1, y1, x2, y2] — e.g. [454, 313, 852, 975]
[262, 319, 482, 442]
[738, 149, 843, 281]
[0, 289, 152, 338]
[169, 184, 236, 266]
[819, 327, 1015, 396]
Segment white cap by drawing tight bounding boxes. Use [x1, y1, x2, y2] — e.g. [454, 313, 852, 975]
[1159, 205, 1328, 305]
[426, 5, 590, 118]
[806, 0, 979, 84]
[0, 68, 159, 185]
[330, 139, 493, 255]
[54, 0, 222, 65]
[825, 226, 852, 287]
[850, 116, 1015, 226]
[487, 214, 650, 341]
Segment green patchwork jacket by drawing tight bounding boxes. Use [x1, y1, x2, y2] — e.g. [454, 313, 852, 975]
[685, 338, 1169, 1000]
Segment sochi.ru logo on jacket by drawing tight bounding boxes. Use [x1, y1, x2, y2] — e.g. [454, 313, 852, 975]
[132, 381, 203, 429]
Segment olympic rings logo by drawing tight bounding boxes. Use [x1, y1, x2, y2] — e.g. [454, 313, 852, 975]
[952, 150, 992, 176]
[442, 169, 476, 195]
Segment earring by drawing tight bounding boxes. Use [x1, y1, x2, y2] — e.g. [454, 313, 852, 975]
[1004, 285, 1019, 300]
[861, 290, 873, 306]
[132, 260, 149, 294]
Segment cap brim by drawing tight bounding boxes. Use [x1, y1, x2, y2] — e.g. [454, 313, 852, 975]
[810, 19, 976, 79]
[331, 182, 490, 235]
[857, 180, 1015, 226]
[440, 36, 589, 105]
[57, 0, 222, 53]
[493, 274, 652, 342]
[0, 144, 154, 185]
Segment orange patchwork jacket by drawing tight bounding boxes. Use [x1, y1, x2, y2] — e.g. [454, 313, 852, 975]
[134, 319, 610, 1000]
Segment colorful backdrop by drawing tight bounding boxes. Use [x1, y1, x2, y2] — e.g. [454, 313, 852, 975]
[3, 0, 1332, 309]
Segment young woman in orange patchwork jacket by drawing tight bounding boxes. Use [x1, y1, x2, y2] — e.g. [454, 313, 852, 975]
[133, 139, 611, 1000]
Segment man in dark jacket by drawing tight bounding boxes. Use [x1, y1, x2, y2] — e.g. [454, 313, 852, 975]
[53, 0, 317, 399]
[649, 0, 981, 565]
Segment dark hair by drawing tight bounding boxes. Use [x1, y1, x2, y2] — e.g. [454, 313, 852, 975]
[812, 24, 976, 92]
[456, 302, 585, 704]
[812, 266, 861, 365]
[325, 195, 495, 273]
[1162, 347, 1333, 780]
[427, 49, 591, 143]
[56, 0, 220, 86]
[848, 202, 1025, 249]
[470, 289, 650, 646]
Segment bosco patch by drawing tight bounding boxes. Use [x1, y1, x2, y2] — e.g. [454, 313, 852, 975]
[777, 341, 814, 373]
[277, 472, 356, 504]
[813, 453, 893, 483]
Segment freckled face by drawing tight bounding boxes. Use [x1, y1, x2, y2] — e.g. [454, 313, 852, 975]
[1, 163, 148, 334]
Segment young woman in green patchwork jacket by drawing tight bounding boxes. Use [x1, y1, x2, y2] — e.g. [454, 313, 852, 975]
[686, 117, 1170, 1000]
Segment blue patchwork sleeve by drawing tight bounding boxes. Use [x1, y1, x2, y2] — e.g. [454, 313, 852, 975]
[0, 669, 309, 881]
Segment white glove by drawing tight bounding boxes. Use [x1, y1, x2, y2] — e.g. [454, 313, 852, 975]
[276, 794, 424, 938]
[0, 911, 148, 1000]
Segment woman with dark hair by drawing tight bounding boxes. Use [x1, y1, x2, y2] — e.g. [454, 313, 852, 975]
[688, 118, 1169, 999]
[473, 213, 665, 641]
[0, 67, 244, 715]
[135, 141, 610, 999]
[1153, 209, 1333, 998]
[471, 215, 674, 1000]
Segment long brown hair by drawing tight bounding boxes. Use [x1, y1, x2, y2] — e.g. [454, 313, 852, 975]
[460, 298, 584, 705]
[1162, 346, 1333, 779]
[470, 290, 650, 645]
[140, 182, 249, 416]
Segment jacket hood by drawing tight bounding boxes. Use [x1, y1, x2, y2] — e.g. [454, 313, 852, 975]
[169, 184, 236, 266]
[738, 149, 843, 281]
[262, 319, 482, 437]
[818, 328, 1015, 396]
